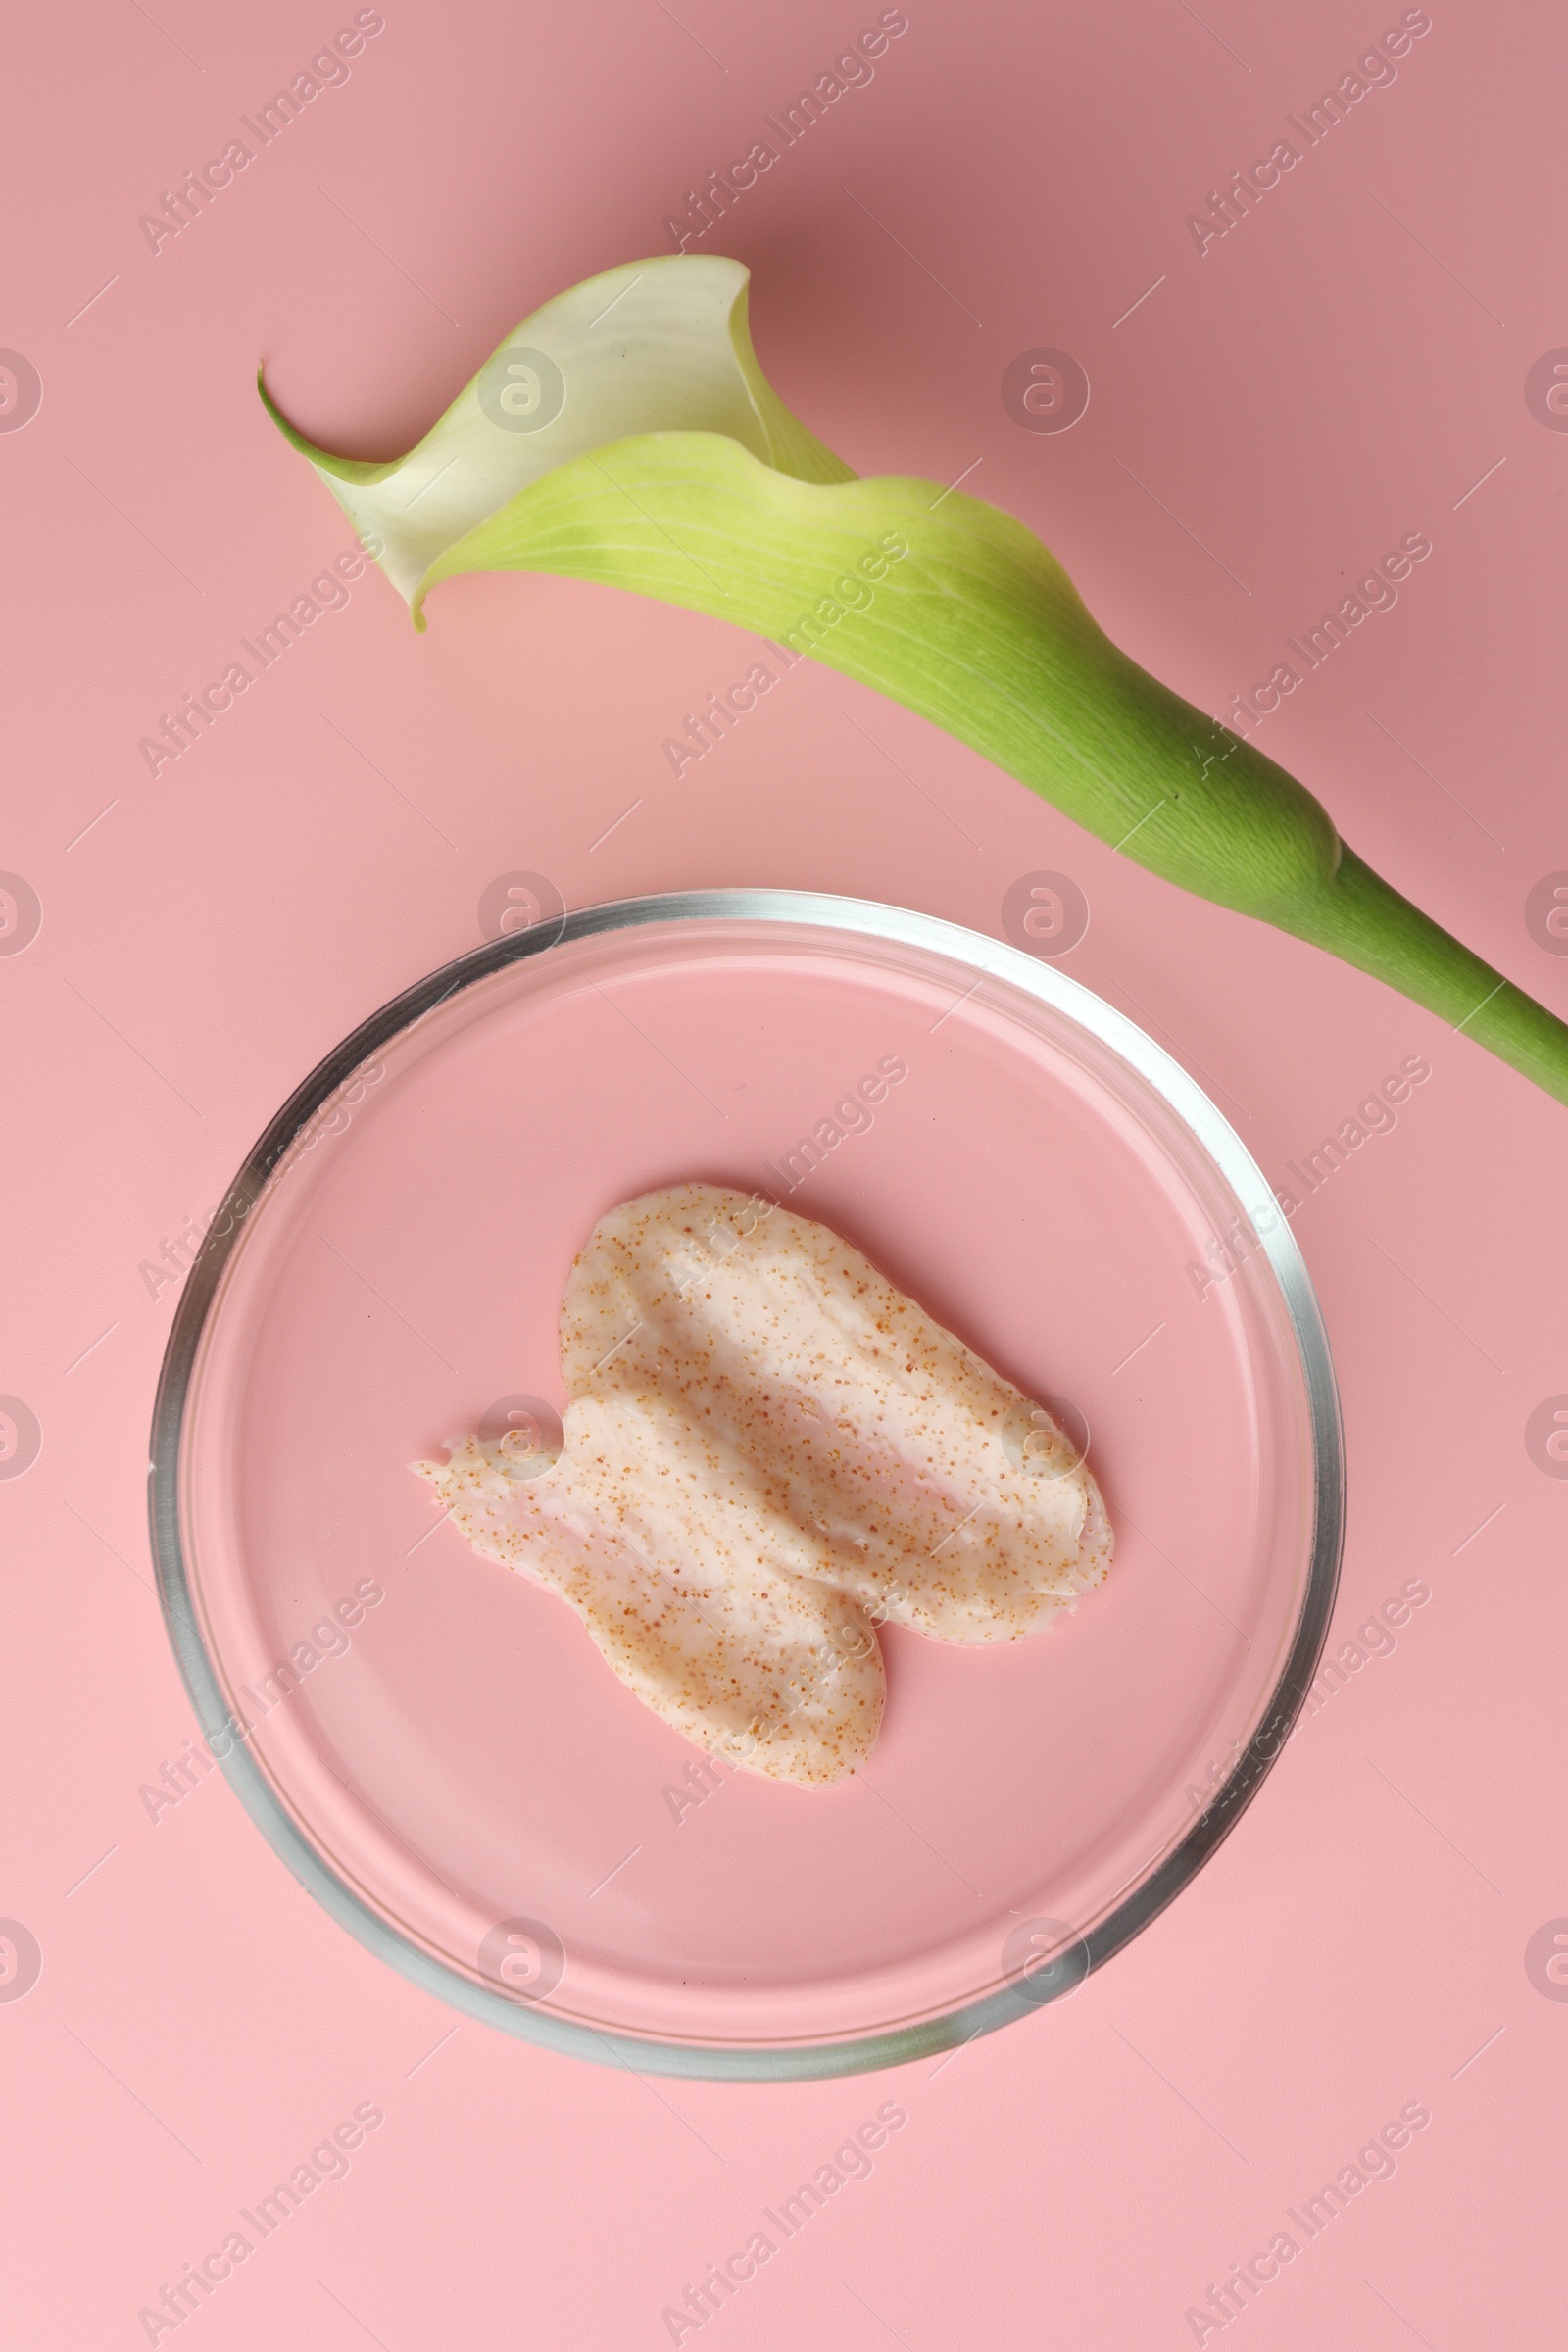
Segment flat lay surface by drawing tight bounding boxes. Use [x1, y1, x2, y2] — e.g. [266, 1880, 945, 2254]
[3, 0, 1564, 2343]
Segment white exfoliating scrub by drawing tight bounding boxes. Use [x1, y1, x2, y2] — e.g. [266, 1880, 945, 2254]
[416, 1184, 1112, 1786]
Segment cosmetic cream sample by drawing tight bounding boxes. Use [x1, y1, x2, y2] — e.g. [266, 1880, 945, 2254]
[416, 1184, 1112, 1785]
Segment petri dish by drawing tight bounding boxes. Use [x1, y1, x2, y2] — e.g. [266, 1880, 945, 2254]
[149, 891, 1342, 2081]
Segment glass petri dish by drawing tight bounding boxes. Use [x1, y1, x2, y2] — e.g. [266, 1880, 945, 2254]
[150, 891, 1341, 2081]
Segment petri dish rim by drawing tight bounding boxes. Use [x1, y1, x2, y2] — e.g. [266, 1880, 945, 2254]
[148, 888, 1344, 2082]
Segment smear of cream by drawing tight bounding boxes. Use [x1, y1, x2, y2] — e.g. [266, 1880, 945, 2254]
[415, 1184, 1112, 1786]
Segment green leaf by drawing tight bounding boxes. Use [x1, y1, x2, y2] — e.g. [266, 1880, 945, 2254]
[265, 254, 1568, 1107]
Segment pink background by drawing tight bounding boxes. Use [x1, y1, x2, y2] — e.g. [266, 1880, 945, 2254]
[3, 0, 1565, 2344]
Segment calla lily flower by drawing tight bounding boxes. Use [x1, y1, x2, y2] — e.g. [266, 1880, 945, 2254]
[264, 253, 1568, 1106]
